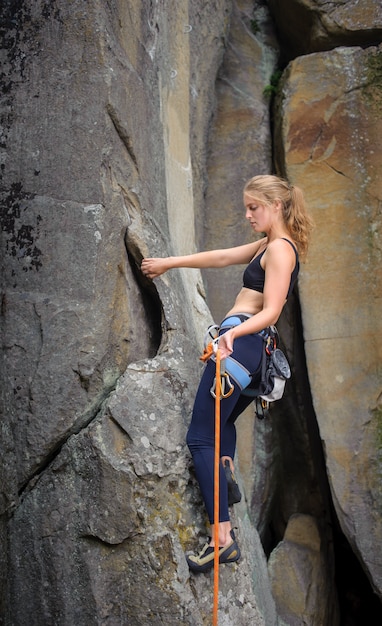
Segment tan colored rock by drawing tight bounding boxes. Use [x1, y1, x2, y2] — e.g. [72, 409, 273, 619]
[275, 45, 382, 596]
[268, 514, 339, 626]
[202, 0, 277, 322]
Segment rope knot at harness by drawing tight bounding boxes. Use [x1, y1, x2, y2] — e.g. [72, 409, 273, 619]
[199, 341, 215, 363]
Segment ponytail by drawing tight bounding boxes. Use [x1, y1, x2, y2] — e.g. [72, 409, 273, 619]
[285, 184, 314, 260]
[244, 175, 314, 260]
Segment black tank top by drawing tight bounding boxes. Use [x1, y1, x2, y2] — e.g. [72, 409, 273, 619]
[242, 238, 299, 298]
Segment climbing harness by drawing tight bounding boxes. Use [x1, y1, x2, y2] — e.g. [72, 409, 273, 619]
[200, 319, 291, 419]
[213, 348, 221, 626]
[200, 322, 238, 400]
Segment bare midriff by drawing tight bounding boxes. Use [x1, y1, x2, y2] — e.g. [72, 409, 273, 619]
[224, 287, 264, 318]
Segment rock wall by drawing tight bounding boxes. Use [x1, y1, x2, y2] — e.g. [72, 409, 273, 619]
[1, 0, 382, 625]
[0, 1, 275, 624]
[274, 42, 382, 596]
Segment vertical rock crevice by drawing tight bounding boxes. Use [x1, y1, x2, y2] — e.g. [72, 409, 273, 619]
[124, 240, 163, 358]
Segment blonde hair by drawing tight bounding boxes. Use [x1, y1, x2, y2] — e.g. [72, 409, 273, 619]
[244, 174, 314, 260]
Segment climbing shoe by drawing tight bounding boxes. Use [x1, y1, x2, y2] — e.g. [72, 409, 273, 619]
[224, 459, 242, 506]
[186, 535, 241, 573]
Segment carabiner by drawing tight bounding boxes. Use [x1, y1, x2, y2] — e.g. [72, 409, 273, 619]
[210, 372, 235, 399]
[265, 335, 276, 355]
[203, 324, 219, 348]
[255, 397, 269, 419]
[221, 372, 234, 398]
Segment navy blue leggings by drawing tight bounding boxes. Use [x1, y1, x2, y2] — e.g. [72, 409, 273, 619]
[186, 325, 263, 523]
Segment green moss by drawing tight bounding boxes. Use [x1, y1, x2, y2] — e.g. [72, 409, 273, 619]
[263, 69, 283, 98]
[250, 19, 259, 35]
[373, 405, 382, 453]
[364, 49, 382, 109]
[370, 405, 382, 501]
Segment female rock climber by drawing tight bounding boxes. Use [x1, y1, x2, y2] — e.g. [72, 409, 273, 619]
[141, 174, 313, 573]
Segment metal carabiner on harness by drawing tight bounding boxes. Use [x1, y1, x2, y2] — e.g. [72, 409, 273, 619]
[255, 397, 270, 420]
[204, 324, 219, 346]
[200, 325, 220, 363]
[210, 371, 235, 399]
[209, 339, 235, 399]
[265, 333, 276, 356]
[264, 325, 278, 355]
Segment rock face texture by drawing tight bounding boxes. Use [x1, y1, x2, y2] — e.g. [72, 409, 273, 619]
[268, 514, 339, 626]
[275, 42, 382, 597]
[268, 0, 382, 58]
[201, 0, 277, 322]
[1, 0, 382, 625]
[0, 1, 276, 624]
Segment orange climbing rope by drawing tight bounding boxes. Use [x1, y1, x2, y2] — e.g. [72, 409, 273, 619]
[213, 348, 221, 626]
